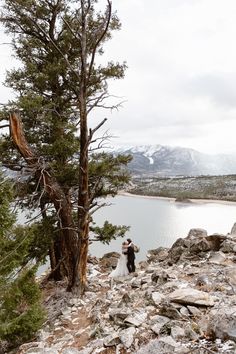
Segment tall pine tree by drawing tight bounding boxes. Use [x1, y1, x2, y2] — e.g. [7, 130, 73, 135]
[0, 0, 131, 293]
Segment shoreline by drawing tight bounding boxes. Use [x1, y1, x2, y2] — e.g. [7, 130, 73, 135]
[118, 191, 236, 206]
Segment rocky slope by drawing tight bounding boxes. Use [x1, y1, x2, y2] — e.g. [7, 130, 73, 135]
[14, 225, 236, 354]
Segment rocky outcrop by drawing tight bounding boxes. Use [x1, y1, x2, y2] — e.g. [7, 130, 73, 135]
[16, 226, 236, 354]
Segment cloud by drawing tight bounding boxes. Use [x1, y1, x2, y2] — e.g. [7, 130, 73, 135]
[185, 73, 236, 109]
[2, 0, 236, 154]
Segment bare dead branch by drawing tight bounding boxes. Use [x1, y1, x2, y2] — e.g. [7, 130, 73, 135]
[89, 118, 107, 140]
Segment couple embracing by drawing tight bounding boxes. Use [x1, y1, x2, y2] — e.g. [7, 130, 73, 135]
[109, 238, 136, 278]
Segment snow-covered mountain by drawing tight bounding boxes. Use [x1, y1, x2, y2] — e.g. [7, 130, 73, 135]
[115, 144, 236, 176]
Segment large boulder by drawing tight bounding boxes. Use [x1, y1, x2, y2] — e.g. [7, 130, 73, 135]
[187, 228, 207, 239]
[99, 252, 120, 269]
[207, 306, 236, 342]
[206, 234, 226, 251]
[167, 288, 215, 307]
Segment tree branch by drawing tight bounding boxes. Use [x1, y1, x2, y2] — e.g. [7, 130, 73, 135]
[87, 0, 112, 80]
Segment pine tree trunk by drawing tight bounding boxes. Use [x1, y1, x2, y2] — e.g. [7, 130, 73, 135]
[9, 113, 79, 290]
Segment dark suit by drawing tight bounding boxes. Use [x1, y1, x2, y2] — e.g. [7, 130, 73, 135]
[127, 244, 135, 273]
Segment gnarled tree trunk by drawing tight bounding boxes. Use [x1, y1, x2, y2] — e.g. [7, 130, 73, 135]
[9, 112, 79, 291]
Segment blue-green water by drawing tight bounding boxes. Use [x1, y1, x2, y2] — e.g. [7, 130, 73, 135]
[18, 195, 236, 262]
[89, 195, 236, 261]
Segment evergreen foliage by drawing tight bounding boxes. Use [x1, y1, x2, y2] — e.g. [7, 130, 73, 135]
[0, 171, 45, 349]
[0, 0, 131, 291]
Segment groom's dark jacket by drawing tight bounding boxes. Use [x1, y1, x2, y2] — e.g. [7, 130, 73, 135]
[127, 244, 135, 261]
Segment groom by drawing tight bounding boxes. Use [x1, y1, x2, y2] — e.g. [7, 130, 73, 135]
[126, 238, 136, 273]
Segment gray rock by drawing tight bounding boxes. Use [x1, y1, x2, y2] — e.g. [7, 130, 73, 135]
[187, 305, 202, 317]
[168, 287, 215, 306]
[136, 337, 180, 354]
[119, 326, 136, 348]
[103, 332, 120, 347]
[220, 240, 236, 253]
[25, 349, 45, 354]
[108, 308, 131, 321]
[171, 325, 185, 340]
[208, 251, 227, 265]
[208, 306, 236, 342]
[151, 315, 170, 335]
[158, 301, 183, 319]
[224, 267, 236, 286]
[19, 342, 43, 352]
[195, 274, 210, 287]
[77, 348, 94, 354]
[187, 228, 207, 238]
[124, 311, 147, 327]
[179, 306, 190, 316]
[189, 238, 211, 253]
[147, 247, 169, 262]
[61, 348, 80, 354]
[151, 291, 164, 305]
[206, 234, 226, 251]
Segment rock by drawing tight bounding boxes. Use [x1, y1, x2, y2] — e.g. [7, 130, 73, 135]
[25, 349, 46, 354]
[171, 238, 190, 249]
[151, 291, 164, 306]
[158, 301, 183, 319]
[179, 306, 190, 316]
[103, 332, 120, 347]
[189, 238, 211, 253]
[168, 246, 186, 263]
[61, 349, 80, 354]
[139, 260, 149, 269]
[99, 252, 120, 269]
[184, 324, 199, 341]
[208, 251, 227, 265]
[168, 288, 215, 306]
[77, 349, 94, 354]
[119, 327, 136, 348]
[224, 267, 236, 286]
[171, 325, 185, 340]
[124, 311, 148, 327]
[19, 342, 43, 352]
[108, 307, 131, 321]
[230, 223, 236, 236]
[118, 292, 132, 305]
[206, 234, 226, 251]
[136, 337, 180, 354]
[151, 315, 170, 335]
[220, 240, 236, 253]
[207, 306, 236, 342]
[187, 228, 207, 239]
[147, 247, 169, 262]
[187, 305, 202, 317]
[195, 274, 210, 287]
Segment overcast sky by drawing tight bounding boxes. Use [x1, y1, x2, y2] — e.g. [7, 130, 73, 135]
[1, 0, 236, 154]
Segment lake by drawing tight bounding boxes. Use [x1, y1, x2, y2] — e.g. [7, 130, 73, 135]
[89, 194, 236, 261]
[18, 194, 236, 262]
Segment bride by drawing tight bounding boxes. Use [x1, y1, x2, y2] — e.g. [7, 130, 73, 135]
[109, 241, 129, 278]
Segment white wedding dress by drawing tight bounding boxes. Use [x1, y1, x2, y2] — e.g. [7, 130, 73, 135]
[109, 253, 129, 278]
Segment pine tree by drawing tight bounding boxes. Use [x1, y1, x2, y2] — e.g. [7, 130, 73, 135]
[0, 0, 131, 293]
[0, 171, 45, 349]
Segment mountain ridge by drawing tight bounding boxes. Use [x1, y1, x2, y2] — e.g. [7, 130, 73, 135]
[114, 144, 236, 176]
